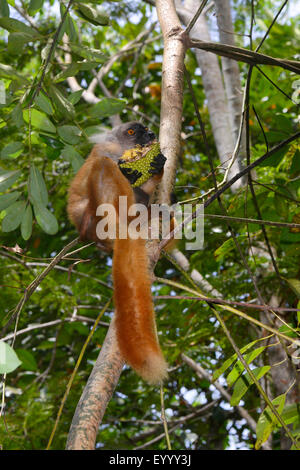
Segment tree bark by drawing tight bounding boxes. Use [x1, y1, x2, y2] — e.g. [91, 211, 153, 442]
[214, 0, 245, 146]
[156, 0, 187, 204]
[66, 318, 124, 450]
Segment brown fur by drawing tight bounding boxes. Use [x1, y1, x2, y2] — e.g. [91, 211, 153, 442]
[67, 143, 168, 384]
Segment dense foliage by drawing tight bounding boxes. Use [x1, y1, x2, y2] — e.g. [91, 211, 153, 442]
[0, 0, 299, 450]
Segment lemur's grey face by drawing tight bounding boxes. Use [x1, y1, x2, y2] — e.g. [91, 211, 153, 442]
[114, 121, 156, 149]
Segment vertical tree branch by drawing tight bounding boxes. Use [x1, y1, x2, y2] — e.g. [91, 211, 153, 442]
[156, 0, 187, 204]
[66, 317, 124, 450]
[214, 0, 245, 146]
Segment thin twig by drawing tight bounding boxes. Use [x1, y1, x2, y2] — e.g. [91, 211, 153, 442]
[154, 295, 300, 313]
[188, 39, 300, 74]
[252, 105, 269, 152]
[159, 130, 300, 251]
[24, 262, 112, 289]
[1, 316, 109, 343]
[255, 65, 293, 102]
[185, 0, 209, 34]
[255, 0, 289, 52]
[133, 400, 216, 449]
[155, 276, 300, 346]
[160, 385, 171, 450]
[181, 354, 273, 449]
[28, 0, 74, 107]
[200, 213, 300, 229]
[184, 65, 270, 307]
[116, 23, 156, 95]
[213, 310, 298, 448]
[252, 180, 299, 203]
[1, 238, 79, 337]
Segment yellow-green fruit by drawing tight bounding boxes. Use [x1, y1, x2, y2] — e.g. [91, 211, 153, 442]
[121, 147, 143, 162]
[119, 142, 161, 187]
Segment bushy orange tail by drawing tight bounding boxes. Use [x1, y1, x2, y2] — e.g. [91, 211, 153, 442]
[113, 237, 168, 384]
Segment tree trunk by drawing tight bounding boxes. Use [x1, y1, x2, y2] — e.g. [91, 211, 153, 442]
[179, 0, 242, 190]
[214, 0, 245, 147]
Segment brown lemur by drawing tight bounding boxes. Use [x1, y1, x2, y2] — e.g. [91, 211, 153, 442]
[67, 121, 169, 384]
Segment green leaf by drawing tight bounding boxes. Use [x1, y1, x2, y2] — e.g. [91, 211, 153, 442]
[28, 164, 48, 207]
[48, 85, 75, 118]
[8, 33, 32, 46]
[230, 366, 270, 406]
[28, 0, 44, 13]
[0, 191, 20, 211]
[0, 341, 22, 374]
[35, 92, 54, 115]
[273, 114, 294, 134]
[274, 192, 288, 217]
[280, 227, 300, 244]
[68, 89, 84, 105]
[21, 204, 33, 240]
[41, 40, 52, 63]
[33, 203, 58, 234]
[1, 141, 23, 160]
[75, 61, 100, 71]
[255, 18, 268, 31]
[38, 135, 63, 160]
[0, 0, 10, 17]
[281, 403, 300, 426]
[255, 394, 286, 450]
[214, 238, 235, 262]
[65, 13, 78, 42]
[90, 98, 127, 118]
[54, 61, 99, 82]
[259, 146, 287, 167]
[61, 145, 84, 172]
[286, 278, 300, 299]
[0, 17, 39, 36]
[23, 108, 56, 134]
[36, 340, 56, 350]
[69, 43, 107, 62]
[2, 200, 26, 231]
[58, 125, 81, 144]
[227, 347, 266, 387]
[75, 4, 109, 26]
[278, 323, 298, 338]
[11, 103, 24, 127]
[290, 149, 300, 175]
[0, 169, 21, 192]
[0, 63, 27, 84]
[212, 339, 261, 381]
[15, 349, 38, 371]
[8, 32, 33, 54]
[65, 321, 89, 336]
[54, 62, 80, 82]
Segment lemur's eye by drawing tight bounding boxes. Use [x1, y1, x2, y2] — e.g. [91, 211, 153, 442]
[127, 129, 135, 135]
[145, 127, 148, 131]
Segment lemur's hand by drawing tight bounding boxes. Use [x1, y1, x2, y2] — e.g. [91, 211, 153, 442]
[149, 153, 167, 175]
[118, 165, 142, 185]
